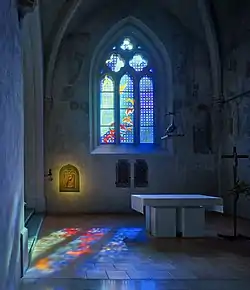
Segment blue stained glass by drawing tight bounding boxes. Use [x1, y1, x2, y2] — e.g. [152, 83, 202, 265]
[120, 74, 134, 143]
[120, 128, 134, 144]
[140, 92, 154, 109]
[140, 76, 154, 144]
[140, 127, 154, 143]
[139, 76, 153, 91]
[129, 54, 148, 72]
[106, 53, 125, 72]
[140, 109, 154, 126]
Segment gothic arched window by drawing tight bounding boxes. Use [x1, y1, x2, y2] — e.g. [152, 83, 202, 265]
[99, 37, 155, 145]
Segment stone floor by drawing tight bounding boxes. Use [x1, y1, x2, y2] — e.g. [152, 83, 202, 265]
[20, 213, 250, 289]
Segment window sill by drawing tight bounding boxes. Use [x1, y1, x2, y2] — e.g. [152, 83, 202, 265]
[91, 144, 168, 155]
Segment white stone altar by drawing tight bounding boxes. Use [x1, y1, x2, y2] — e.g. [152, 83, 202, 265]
[131, 194, 223, 238]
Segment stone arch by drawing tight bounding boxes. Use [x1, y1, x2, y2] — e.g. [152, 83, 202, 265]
[197, 0, 222, 99]
[45, 0, 82, 103]
[89, 16, 173, 150]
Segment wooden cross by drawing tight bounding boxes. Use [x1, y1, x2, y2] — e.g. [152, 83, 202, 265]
[221, 146, 249, 185]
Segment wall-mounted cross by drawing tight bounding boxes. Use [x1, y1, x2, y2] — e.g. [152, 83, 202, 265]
[221, 146, 248, 186]
[220, 146, 249, 239]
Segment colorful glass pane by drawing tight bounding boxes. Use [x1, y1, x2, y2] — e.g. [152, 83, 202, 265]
[100, 75, 115, 143]
[106, 53, 125, 72]
[119, 74, 134, 143]
[129, 54, 148, 72]
[119, 74, 133, 93]
[120, 109, 134, 126]
[120, 38, 133, 50]
[140, 76, 154, 144]
[100, 109, 115, 126]
[120, 125, 134, 143]
[100, 126, 115, 144]
[100, 75, 114, 92]
[140, 127, 154, 143]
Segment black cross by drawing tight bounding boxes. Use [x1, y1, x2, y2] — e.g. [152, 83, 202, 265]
[221, 146, 248, 186]
[219, 146, 250, 239]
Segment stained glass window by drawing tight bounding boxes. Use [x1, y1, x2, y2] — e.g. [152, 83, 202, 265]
[99, 37, 155, 145]
[119, 74, 134, 143]
[140, 76, 154, 143]
[129, 54, 148, 71]
[120, 38, 133, 50]
[106, 53, 125, 72]
[100, 76, 115, 143]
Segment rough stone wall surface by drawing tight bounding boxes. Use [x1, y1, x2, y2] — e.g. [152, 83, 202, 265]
[212, 0, 250, 219]
[0, 0, 24, 288]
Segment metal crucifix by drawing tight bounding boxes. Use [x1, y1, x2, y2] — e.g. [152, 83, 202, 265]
[221, 146, 248, 186]
[219, 146, 249, 239]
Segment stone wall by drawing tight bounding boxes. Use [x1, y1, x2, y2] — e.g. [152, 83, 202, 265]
[0, 0, 24, 288]
[212, 0, 250, 219]
[43, 2, 217, 213]
[22, 6, 45, 212]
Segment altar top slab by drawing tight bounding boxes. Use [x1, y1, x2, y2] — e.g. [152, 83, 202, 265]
[131, 194, 223, 214]
[131, 194, 221, 200]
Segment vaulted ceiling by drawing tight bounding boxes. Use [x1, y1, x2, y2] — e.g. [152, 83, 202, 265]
[40, 0, 250, 64]
[40, 0, 205, 45]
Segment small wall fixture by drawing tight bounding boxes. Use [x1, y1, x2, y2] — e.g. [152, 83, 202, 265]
[161, 112, 185, 140]
[44, 169, 53, 181]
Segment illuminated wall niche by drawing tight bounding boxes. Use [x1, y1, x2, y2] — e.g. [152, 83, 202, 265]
[59, 164, 80, 192]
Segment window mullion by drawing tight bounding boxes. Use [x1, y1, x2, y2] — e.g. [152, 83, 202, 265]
[115, 78, 120, 144]
[134, 75, 140, 145]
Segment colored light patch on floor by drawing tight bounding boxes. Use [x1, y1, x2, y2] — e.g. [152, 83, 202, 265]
[31, 228, 81, 260]
[94, 228, 142, 261]
[27, 228, 110, 277]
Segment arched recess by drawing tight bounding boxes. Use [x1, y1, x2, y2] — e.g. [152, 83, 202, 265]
[89, 16, 173, 151]
[198, 0, 224, 198]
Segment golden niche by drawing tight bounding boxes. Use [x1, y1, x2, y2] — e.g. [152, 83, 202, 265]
[59, 164, 80, 192]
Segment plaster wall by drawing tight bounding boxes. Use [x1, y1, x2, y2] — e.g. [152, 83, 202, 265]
[44, 3, 218, 213]
[0, 0, 24, 288]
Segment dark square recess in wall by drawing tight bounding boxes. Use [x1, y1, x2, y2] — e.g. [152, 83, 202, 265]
[116, 159, 131, 187]
[134, 159, 148, 187]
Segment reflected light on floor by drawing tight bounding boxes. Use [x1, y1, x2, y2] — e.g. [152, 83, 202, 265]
[27, 228, 110, 276]
[100, 280, 155, 290]
[95, 227, 142, 261]
[31, 228, 81, 260]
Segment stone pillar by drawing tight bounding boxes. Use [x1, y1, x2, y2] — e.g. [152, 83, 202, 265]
[21, 5, 45, 212]
[0, 0, 25, 288]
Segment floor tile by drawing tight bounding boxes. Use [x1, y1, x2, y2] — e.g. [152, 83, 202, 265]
[106, 270, 130, 279]
[86, 270, 108, 279]
[21, 213, 250, 288]
[126, 270, 152, 279]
